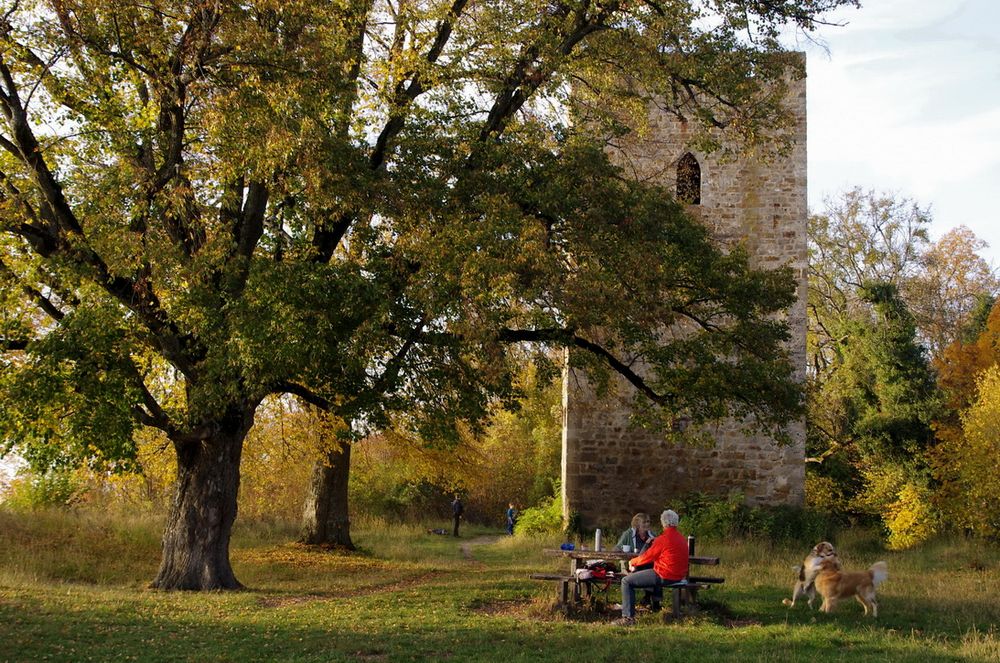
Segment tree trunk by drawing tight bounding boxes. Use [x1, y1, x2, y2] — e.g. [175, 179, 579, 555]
[300, 440, 354, 549]
[151, 422, 247, 590]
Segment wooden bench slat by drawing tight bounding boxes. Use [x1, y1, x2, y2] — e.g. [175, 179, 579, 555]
[687, 576, 725, 584]
[529, 573, 575, 581]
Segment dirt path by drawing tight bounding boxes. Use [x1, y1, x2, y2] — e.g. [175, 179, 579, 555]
[460, 535, 502, 566]
[259, 537, 502, 609]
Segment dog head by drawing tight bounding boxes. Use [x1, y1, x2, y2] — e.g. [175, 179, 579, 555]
[811, 541, 836, 558]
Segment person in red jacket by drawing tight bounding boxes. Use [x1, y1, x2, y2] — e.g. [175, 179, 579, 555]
[614, 509, 689, 625]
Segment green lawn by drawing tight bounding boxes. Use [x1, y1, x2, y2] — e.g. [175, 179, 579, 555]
[1, 509, 998, 662]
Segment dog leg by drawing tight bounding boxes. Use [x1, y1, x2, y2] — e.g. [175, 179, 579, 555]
[783, 566, 807, 607]
[805, 584, 816, 610]
[865, 589, 878, 618]
[783, 580, 803, 607]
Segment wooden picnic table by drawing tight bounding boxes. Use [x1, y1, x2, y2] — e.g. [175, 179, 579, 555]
[533, 538, 723, 616]
[542, 548, 720, 573]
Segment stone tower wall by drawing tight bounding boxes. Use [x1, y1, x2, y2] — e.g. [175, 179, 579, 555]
[562, 63, 808, 531]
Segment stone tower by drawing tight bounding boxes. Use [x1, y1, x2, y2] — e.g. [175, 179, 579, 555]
[562, 59, 808, 530]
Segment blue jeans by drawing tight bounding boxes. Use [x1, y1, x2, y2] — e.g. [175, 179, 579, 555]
[621, 569, 679, 617]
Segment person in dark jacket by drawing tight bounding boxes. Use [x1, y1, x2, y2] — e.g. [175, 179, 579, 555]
[505, 503, 517, 535]
[451, 495, 464, 537]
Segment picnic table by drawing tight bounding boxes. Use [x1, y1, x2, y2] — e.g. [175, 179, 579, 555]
[531, 537, 723, 617]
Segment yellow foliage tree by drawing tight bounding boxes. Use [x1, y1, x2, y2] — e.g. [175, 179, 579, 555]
[855, 463, 938, 549]
[68, 397, 322, 522]
[940, 366, 1000, 537]
[932, 301, 1000, 526]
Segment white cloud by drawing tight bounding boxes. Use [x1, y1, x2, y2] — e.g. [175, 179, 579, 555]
[804, 0, 1000, 264]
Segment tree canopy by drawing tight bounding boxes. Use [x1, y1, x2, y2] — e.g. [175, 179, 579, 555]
[0, 0, 854, 588]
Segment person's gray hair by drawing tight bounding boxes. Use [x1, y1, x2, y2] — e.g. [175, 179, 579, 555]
[661, 509, 679, 527]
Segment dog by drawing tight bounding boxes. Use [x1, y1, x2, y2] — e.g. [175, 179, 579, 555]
[812, 557, 888, 617]
[782, 541, 838, 609]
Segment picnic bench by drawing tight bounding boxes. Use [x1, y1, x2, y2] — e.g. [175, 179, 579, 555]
[531, 536, 723, 619]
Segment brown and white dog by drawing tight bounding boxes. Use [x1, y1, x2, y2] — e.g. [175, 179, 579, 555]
[782, 541, 838, 609]
[812, 557, 889, 617]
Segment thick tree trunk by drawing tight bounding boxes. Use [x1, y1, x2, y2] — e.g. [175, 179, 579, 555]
[151, 422, 247, 590]
[300, 440, 354, 549]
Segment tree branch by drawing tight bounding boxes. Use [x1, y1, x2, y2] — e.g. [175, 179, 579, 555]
[498, 326, 676, 406]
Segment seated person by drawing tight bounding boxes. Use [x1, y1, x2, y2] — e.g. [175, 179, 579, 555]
[615, 512, 657, 605]
[615, 509, 689, 626]
[614, 512, 656, 556]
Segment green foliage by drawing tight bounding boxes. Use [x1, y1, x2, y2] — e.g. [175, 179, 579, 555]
[807, 276, 941, 539]
[2, 468, 85, 510]
[349, 362, 563, 525]
[806, 190, 1000, 546]
[848, 282, 940, 461]
[0, 0, 856, 586]
[0, 304, 143, 472]
[513, 486, 563, 536]
[675, 492, 835, 544]
[958, 294, 997, 344]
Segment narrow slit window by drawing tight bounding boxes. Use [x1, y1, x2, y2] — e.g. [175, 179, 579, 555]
[676, 152, 701, 205]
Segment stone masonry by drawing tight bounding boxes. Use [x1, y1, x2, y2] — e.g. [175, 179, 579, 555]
[562, 58, 808, 531]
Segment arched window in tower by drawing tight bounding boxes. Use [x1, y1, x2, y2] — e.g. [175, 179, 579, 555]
[676, 152, 701, 205]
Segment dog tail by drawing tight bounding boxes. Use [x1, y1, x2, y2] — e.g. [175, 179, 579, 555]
[870, 561, 888, 587]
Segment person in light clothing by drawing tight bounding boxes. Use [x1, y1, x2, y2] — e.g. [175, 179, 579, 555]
[614, 512, 656, 556]
[614, 509, 689, 626]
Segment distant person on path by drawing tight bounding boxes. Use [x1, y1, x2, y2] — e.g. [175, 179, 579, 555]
[615, 509, 689, 626]
[451, 494, 464, 537]
[505, 503, 517, 535]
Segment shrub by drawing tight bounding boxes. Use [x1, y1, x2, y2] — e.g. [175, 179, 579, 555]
[3, 468, 84, 510]
[674, 492, 834, 543]
[514, 488, 563, 536]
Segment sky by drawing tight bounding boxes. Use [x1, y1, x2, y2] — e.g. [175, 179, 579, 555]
[801, 0, 1000, 264]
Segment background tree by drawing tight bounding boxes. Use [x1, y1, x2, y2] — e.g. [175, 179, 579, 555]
[805, 189, 945, 544]
[930, 300, 1000, 532]
[906, 227, 998, 359]
[807, 188, 930, 382]
[943, 365, 1000, 537]
[0, 0, 853, 589]
[808, 282, 940, 545]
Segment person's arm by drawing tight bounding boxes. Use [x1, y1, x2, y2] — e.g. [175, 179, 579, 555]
[614, 529, 631, 551]
[629, 534, 666, 570]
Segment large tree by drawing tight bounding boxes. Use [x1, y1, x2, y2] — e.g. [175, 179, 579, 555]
[0, 0, 852, 589]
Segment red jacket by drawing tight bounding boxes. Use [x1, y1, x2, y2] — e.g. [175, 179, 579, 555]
[630, 526, 689, 581]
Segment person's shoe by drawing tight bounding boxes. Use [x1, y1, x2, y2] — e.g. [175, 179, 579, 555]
[612, 616, 635, 626]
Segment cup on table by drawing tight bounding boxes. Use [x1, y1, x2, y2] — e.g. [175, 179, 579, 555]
[622, 545, 631, 553]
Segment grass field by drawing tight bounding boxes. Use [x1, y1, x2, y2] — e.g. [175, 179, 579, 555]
[1, 508, 998, 662]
